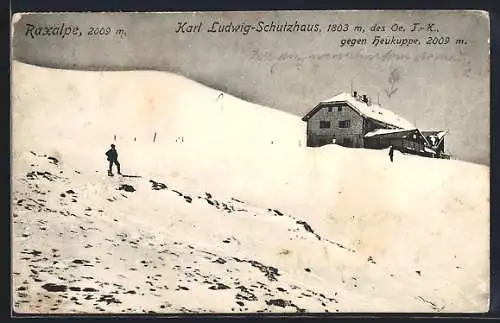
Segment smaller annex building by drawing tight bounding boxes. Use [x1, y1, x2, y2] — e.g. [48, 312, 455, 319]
[301, 91, 448, 158]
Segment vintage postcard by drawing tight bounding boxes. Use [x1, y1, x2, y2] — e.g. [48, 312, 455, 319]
[11, 11, 490, 314]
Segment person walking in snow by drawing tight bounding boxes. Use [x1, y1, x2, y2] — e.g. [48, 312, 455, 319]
[105, 144, 121, 176]
[388, 145, 395, 163]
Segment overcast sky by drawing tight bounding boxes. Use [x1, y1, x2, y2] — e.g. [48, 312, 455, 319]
[12, 11, 490, 164]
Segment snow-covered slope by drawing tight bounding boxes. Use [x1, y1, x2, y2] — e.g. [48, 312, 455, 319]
[12, 61, 490, 313]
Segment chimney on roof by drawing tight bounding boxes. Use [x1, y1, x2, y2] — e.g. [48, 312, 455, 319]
[353, 90, 358, 98]
[362, 94, 368, 103]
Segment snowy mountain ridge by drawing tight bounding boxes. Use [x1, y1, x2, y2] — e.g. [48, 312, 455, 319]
[12, 61, 489, 313]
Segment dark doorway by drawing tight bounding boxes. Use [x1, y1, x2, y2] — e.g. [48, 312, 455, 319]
[343, 137, 353, 147]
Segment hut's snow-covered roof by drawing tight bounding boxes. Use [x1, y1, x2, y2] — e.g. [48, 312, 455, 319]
[364, 128, 417, 138]
[302, 92, 415, 130]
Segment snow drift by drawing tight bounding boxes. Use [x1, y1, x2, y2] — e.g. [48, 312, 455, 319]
[12, 61, 489, 313]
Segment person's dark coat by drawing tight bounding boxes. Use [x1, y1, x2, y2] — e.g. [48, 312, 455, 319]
[106, 148, 118, 161]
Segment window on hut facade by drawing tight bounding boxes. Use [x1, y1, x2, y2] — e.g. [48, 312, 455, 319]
[338, 106, 343, 112]
[320, 121, 331, 128]
[328, 107, 332, 112]
[339, 120, 351, 128]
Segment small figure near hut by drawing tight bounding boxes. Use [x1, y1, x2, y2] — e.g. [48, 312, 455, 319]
[105, 144, 121, 176]
[389, 145, 395, 163]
